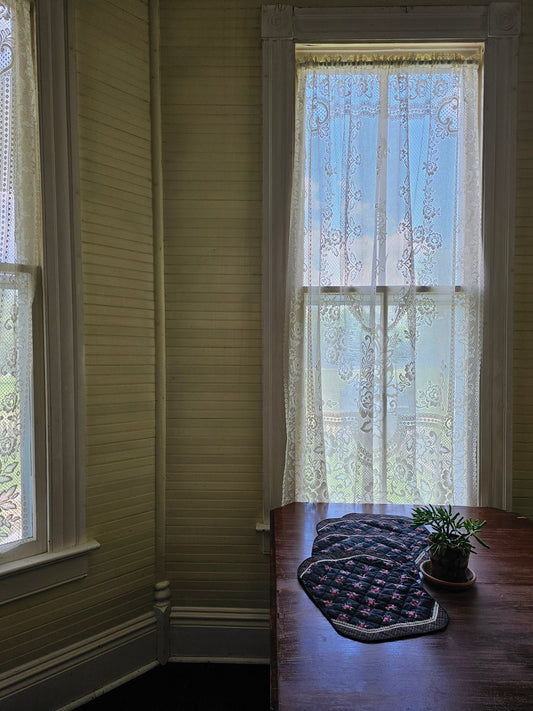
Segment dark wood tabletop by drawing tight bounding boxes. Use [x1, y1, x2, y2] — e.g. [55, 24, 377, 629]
[270, 503, 533, 711]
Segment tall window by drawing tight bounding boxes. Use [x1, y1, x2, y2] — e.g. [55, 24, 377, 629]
[283, 49, 483, 505]
[261, 4, 519, 517]
[0, 0, 44, 558]
[0, 0, 97, 605]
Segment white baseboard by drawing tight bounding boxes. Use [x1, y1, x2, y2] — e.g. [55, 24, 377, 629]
[0, 613, 158, 711]
[169, 606, 270, 663]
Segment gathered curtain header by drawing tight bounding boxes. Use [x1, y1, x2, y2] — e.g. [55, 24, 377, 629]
[295, 43, 484, 68]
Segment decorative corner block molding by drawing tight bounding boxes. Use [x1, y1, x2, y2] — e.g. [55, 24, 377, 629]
[489, 2, 520, 37]
[261, 4, 294, 39]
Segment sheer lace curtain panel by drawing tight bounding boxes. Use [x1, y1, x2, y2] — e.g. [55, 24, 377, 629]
[283, 51, 483, 506]
[0, 0, 42, 546]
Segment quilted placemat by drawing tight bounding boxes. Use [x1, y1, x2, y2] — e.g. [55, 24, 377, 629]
[298, 513, 449, 642]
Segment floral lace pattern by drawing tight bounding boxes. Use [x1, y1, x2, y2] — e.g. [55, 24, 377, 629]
[283, 57, 482, 506]
[0, 1, 41, 545]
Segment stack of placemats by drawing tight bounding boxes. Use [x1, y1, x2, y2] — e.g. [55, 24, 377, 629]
[297, 513, 449, 642]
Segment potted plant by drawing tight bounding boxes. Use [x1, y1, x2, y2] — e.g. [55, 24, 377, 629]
[411, 505, 489, 583]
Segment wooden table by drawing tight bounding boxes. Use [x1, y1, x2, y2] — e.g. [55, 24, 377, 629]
[270, 503, 533, 710]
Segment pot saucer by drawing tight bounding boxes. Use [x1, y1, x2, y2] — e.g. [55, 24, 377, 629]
[419, 559, 476, 590]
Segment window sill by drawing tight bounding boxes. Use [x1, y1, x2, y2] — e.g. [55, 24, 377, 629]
[0, 539, 100, 605]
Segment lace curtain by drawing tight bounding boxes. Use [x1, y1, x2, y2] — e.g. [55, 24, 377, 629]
[283, 55, 482, 506]
[0, 0, 41, 544]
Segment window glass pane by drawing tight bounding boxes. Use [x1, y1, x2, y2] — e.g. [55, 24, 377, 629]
[0, 278, 34, 544]
[0, 2, 40, 549]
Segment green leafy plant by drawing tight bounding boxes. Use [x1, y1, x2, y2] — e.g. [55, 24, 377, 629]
[411, 504, 489, 558]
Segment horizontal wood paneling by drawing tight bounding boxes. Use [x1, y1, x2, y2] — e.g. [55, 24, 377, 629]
[76, 0, 156, 634]
[160, 0, 268, 608]
[514, 1, 533, 515]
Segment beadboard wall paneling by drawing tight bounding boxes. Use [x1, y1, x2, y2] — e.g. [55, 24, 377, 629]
[79, 0, 156, 637]
[0, 0, 156, 671]
[160, 0, 268, 608]
[514, 10, 533, 516]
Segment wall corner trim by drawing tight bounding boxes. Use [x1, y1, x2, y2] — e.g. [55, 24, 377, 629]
[154, 580, 172, 664]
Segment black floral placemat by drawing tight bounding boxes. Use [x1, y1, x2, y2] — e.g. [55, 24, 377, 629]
[298, 513, 449, 642]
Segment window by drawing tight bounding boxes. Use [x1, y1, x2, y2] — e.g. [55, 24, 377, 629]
[261, 4, 519, 514]
[283, 48, 483, 504]
[0, 0, 98, 604]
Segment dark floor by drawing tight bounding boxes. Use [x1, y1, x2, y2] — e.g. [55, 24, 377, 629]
[77, 663, 270, 711]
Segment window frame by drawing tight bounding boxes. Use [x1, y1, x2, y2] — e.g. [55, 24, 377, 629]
[261, 2, 520, 516]
[0, 0, 99, 605]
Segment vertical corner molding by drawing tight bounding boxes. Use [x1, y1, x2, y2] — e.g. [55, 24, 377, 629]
[154, 580, 171, 665]
[149, 0, 167, 578]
